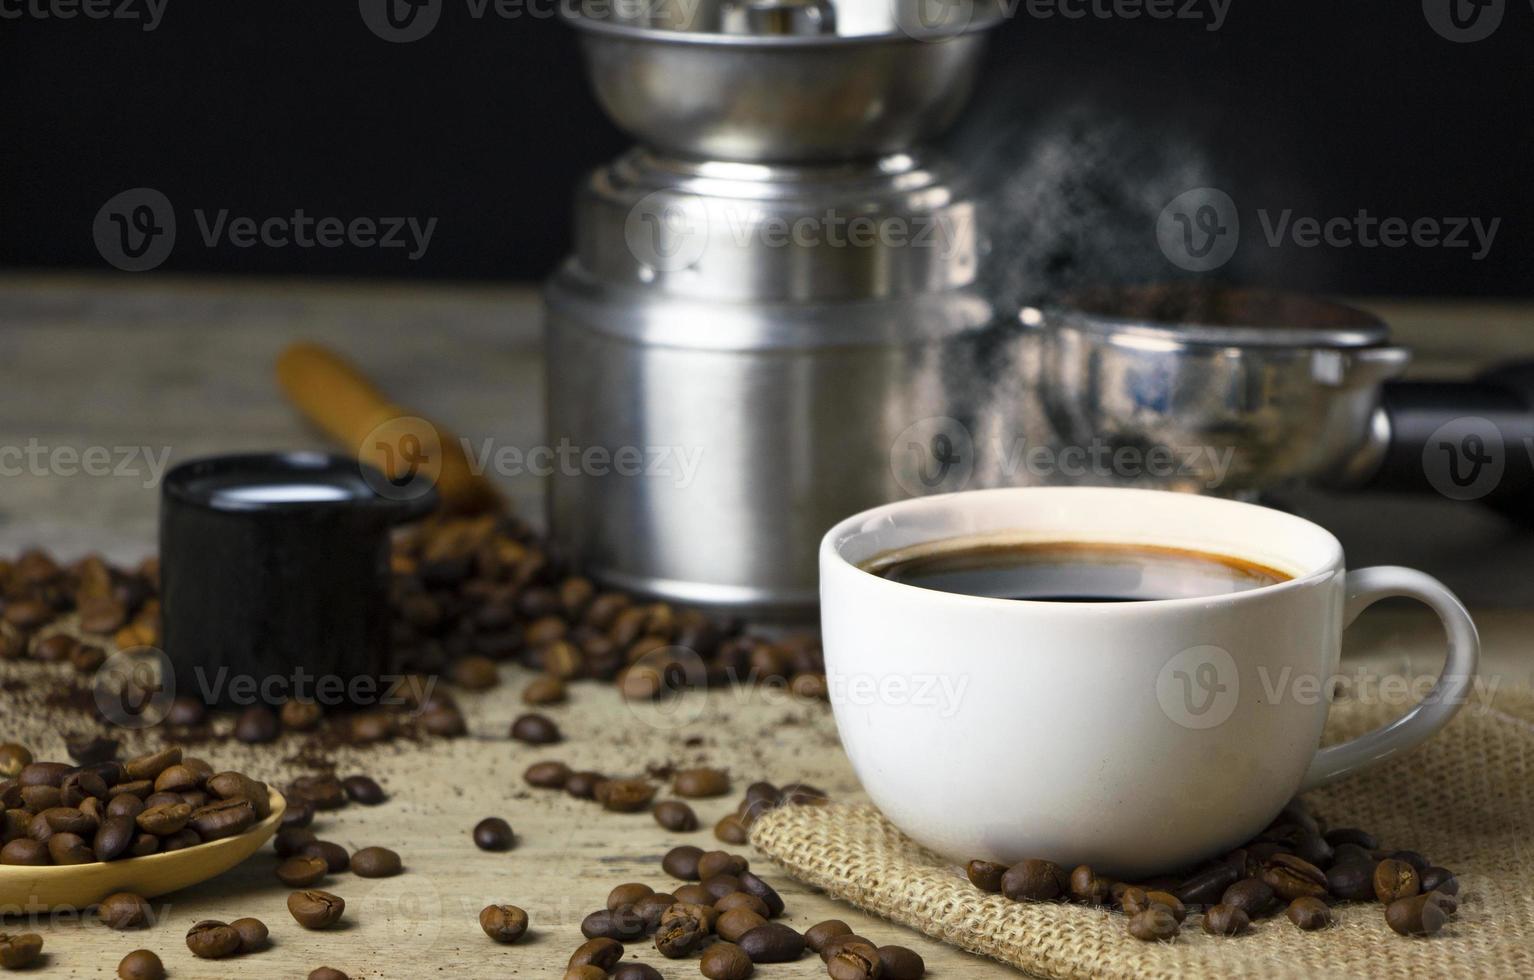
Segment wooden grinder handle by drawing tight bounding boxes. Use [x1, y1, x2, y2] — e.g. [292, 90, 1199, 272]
[275, 342, 500, 515]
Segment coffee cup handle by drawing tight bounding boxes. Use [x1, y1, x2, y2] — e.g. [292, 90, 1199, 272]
[1300, 566, 1480, 792]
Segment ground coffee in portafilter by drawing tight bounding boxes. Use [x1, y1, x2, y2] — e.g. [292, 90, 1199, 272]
[866, 539, 1290, 602]
[966, 797, 1462, 941]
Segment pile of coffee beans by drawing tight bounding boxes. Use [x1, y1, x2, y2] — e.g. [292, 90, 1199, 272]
[0, 743, 272, 867]
[966, 799, 1462, 941]
[184, 916, 269, 959]
[546, 844, 925, 980]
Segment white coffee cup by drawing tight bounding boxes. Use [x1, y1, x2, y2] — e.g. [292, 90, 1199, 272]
[820, 487, 1479, 877]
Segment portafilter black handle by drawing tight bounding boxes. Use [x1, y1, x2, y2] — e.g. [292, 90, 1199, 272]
[1361, 361, 1534, 524]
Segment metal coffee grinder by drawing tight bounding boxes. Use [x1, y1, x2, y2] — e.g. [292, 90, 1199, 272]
[545, 0, 1010, 618]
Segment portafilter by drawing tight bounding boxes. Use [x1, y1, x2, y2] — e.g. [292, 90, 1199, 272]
[1029, 283, 1534, 521]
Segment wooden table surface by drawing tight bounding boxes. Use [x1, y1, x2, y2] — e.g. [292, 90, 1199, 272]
[1, 274, 1531, 978]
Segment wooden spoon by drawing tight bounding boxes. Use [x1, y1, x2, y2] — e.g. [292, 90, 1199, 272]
[0, 789, 285, 910]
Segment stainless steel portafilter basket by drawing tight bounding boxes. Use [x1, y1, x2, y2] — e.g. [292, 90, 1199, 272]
[563, 0, 1005, 161]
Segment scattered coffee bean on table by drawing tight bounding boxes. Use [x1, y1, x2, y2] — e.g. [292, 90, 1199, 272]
[301, 840, 351, 873]
[804, 919, 853, 952]
[738, 922, 804, 963]
[352, 845, 403, 878]
[826, 940, 882, 980]
[117, 949, 164, 980]
[288, 889, 346, 929]
[877, 945, 926, 980]
[673, 767, 730, 799]
[97, 891, 153, 929]
[701, 940, 755, 979]
[569, 937, 624, 971]
[230, 917, 269, 952]
[186, 920, 243, 959]
[524, 761, 571, 789]
[510, 712, 562, 744]
[0, 932, 43, 970]
[1202, 903, 1250, 936]
[655, 799, 700, 832]
[308, 969, 350, 980]
[474, 817, 515, 851]
[663, 845, 704, 880]
[1128, 906, 1180, 942]
[1386, 892, 1455, 937]
[341, 775, 386, 805]
[479, 904, 530, 944]
[613, 964, 663, 980]
[1286, 896, 1332, 931]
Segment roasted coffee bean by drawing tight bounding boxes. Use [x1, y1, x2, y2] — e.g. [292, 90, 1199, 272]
[718, 907, 769, 943]
[565, 967, 606, 980]
[663, 844, 704, 880]
[826, 941, 881, 980]
[1125, 889, 1187, 922]
[738, 922, 804, 963]
[510, 712, 562, 745]
[1001, 859, 1067, 901]
[128, 832, 159, 858]
[34, 633, 76, 663]
[42, 806, 95, 835]
[275, 826, 318, 858]
[1374, 858, 1421, 903]
[421, 704, 468, 737]
[652, 800, 699, 833]
[121, 748, 178, 785]
[1069, 865, 1114, 905]
[737, 871, 784, 918]
[231, 916, 269, 952]
[1128, 906, 1180, 941]
[703, 875, 743, 901]
[166, 697, 207, 726]
[1286, 896, 1332, 931]
[698, 850, 747, 880]
[1261, 853, 1328, 901]
[279, 699, 324, 731]
[966, 860, 1008, 893]
[804, 920, 853, 953]
[566, 771, 606, 800]
[186, 919, 242, 958]
[1202, 903, 1250, 936]
[117, 949, 165, 980]
[878, 945, 925, 980]
[521, 675, 567, 705]
[189, 797, 256, 841]
[675, 884, 715, 905]
[162, 828, 201, 851]
[524, 761, 571, 789]
[474, 817, 515, 852]
[451, 654, 500, 690]
[19, 762, 70, 787]
[66, 734, 119, 766]
[479, 904, 529, 944]
[1220, 877, 1276, 916]
[1388, 850, 1431, 874]
[673, 767, 730, 799]
[820, 935, 877, 963]
[288, 889, 346, 929]
[612, 960, 666, 980]
[341, 775, 386, 805]
[107, 793, 146, 820]
[49, 832, 94, 864]
[307, 968, 349, 980]
[61, 770, 109, 807]
[300, 840, 351, 873]
[208, 772, 265, 810]
[281, 801, 316, 832]
[19, 785, 61, 811]
[278, 854, 330, 887]
[709, 812, 748, 844]
[1420, 867, 1459, 896]
[607, 882, 654, 910]
[1175, 861, 1240, 907]
[1326, 861, 1378, 901]
[0, 745, 30, 780]
[137, 802, 192, 835]
[654, 905, 708, 957]
[0, 932, 43, 969]
[568, 937, 624, 970]
[701, 941, 755, 980]
[94, 814, 136, 861]
[352, 846, 402, 878]
[716, 891, 770, 918]
[232, 706, 280, 744]
[599, 778, 656, 813]
[584, 906, 647, 942]
[1329, 843, 1376, 868]
[1323, 827, 1378, 850]
[2, 837, 49, 866]
[350, 712, 394, 743]
[1384, 891, 1449, 937]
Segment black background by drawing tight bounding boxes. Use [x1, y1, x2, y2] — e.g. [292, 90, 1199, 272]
[2, 0, 1531, 297]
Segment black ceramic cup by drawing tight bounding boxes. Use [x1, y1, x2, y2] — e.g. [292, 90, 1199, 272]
[160, 452, 438, 709]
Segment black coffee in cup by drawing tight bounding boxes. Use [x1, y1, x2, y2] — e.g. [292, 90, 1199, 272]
[864, 540, 1290, 602]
